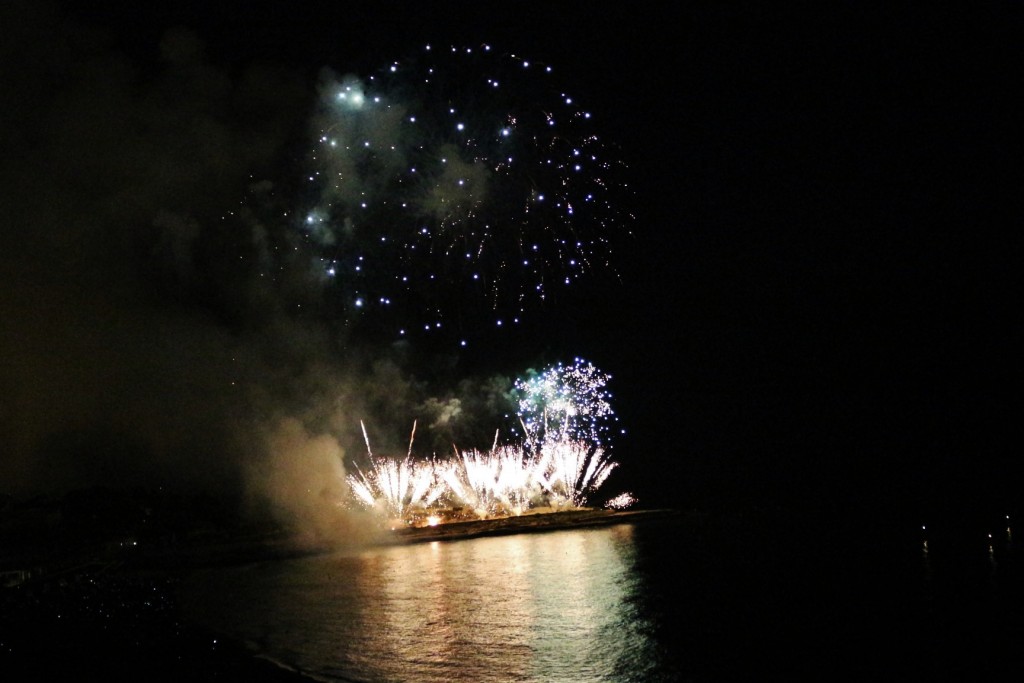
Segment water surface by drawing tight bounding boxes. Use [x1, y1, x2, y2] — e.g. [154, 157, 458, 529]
[181, 522, 681, 682]
[179, 513, 1022, 681]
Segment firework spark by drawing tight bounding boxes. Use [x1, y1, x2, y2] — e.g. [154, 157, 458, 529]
[533, 438, 617, 509]
[347, 422, 444, 521]
[348, 438, 626, 524]
[514, 357, 617, 449]
[303, 44, 632, 343]
[345, 360, 632, 525]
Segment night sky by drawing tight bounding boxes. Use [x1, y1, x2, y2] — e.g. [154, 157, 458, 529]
[1, 2, 1018, 528]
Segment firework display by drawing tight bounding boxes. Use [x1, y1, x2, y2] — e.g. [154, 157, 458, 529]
[345, 360, 632, 525]
[513, 357, 616, 449]
[347, 438, 627, 525]
[301, 48, 639, 522]
[303, 44, 632, 344]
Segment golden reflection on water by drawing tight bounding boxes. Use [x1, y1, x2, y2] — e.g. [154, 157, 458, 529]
[344, 524, 642, 681]
[183, 524, 654, 682]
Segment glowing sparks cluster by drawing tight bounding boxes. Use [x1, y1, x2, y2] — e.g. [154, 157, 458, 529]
[304, 44, 632, 342]
[346, 438, 625, 524]
[513, 357, 616, 449]
[347, 455, 445, 520]
[346, 359, 631, 525]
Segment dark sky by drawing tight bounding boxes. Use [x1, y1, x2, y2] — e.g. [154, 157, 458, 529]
[1, 1, 1019, 522]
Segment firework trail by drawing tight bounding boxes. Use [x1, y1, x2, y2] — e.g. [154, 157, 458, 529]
[438, 448, 503, 519]
[347, 422, 444, 520]
[350, 439, 622, 522]
[534, 438, 617, 509]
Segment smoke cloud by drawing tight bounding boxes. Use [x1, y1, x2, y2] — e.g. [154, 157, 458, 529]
[0, 3, 532, 548]
[0, 3, 339, 530]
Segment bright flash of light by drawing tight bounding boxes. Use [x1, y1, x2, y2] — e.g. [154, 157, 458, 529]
[514, 358, 615, 450]
[347, 423, 445, 519]
[533, 438, 616, 509]
[346, 456, 445, 519]
[346, 436, 628, 524]
[603, 492, 637, 510]
[345, 359, 632, 526]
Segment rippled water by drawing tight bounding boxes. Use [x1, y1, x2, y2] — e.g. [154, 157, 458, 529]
[179, 513, 1023, 682]
[179, 522, 683, 682]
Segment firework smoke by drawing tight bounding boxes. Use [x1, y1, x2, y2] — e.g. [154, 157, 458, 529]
[0, 4, 634, 547]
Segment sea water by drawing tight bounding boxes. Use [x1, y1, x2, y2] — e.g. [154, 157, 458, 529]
[178, 514, 1021, 681]
[179, 520, 685, 682]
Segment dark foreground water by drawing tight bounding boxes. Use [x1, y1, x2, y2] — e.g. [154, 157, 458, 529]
[178, 514, 1022, 682]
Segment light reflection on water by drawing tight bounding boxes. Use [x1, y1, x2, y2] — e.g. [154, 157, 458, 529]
[180, 524, 672, 682]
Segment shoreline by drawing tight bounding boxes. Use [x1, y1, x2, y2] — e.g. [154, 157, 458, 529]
[386, 507, 685, 544]
[2, 507, 684, 681]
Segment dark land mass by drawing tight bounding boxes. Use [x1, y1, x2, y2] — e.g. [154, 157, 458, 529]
[389, 507, 683, 544]
[0, 502, 678, 682]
